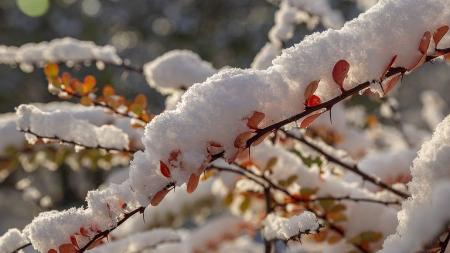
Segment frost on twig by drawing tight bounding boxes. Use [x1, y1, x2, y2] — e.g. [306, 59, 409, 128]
[16, 104, 130, 152]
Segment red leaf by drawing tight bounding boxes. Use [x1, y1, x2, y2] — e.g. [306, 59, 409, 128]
[160, 161, 171, 178]
[79, 227, 89, 237]
[70, 235, 78, 249]
[408, 53, 426, 72]
[383, 73, 402, 95]
[59, 243, 77, 253]
[381, 55, 397, 79]
[150, 189, 170, 206]
[305, 95, 321, 107]
[419, 31, 431, 54]
[433, 25, 449, 47]
[300, 113, 322, 128]
[304, 80, 319, 99]
[187, 173, 200, 193]
[234, 131, 253, 148]
[246, 111, 265, 130]
[332, 60, 350, 90]
[207, 141, 224, 156]
[48, 249, 57, 253]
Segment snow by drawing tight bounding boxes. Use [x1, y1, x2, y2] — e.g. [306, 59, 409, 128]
[16, 104, 130, 151]
[86, 228, 179, 253]
[0, 229, 28, 253]
[263, 212, 320, 240]
[143, 50, 217, 93]
[379, 114, 450, 253]
[421, 90, 448, 130]
[0, 37, 122, 71]
[273, 0, 450, 101]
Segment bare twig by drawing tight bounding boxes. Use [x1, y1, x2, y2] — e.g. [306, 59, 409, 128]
[282, 130, 409, 199]
[20, 129, 143, 154]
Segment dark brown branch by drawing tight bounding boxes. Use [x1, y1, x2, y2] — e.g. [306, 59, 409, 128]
[12, 242, 31, 253]
[440, 230, 450, 253]
[78, 206, 146, 252]
[20, 129, 143, 154]
[282, 130, 409, 199]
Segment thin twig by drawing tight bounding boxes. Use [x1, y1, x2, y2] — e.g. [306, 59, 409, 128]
[20, 129, 142, 154]
[282, 130, 409, 199]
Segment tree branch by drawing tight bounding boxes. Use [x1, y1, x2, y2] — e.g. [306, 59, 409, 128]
[20, 129, 142, 154]
[282, 129, 409, 199]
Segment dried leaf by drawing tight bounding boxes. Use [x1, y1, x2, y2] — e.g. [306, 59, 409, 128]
[70, 235, 79, 249]
[383, 73, 402, 94]
[247, 111, 265, 129]
[102, 85, 115, 97]
[150, 189, 170, 206]
[433, 25, 449, 46]
[265, 157, 278, 172]
[82, 75, 96, 94]
[44, 63, 59, 77]
[381, 55, 397, 79]
[332, 60, 350, 90]
[134, 94, 147, 108]
[419, 31, 431, 54]
[48, 249, 57, 253]
[159, 161, 171, 178]
[80, 96, 93, 106]
[300, 113, 322, 128]
[407, 53, 426, 72]
[187, 173, 200, 193]
[234, 131, 253, 148]
[59, 243, 77, 253]
[304, 80, 319, 98]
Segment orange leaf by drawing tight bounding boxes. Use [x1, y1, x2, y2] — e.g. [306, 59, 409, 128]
[83, 75, 96, 94]
[48, 249, 57, 253]
[246, 111, 265, 129]
[234, 131, 253, 148]
[300, 113, 322, 128]
[150, 189, 170, 206]
[305, 95, 321, 107]
[80, 96, 93, 106]
[160, 161, 171, 178]
[383, 73, 402, 95]
[433, 25, 449, 46]
[381, 55, 397, 79]
[134, 94, 147, 108]
[59, 243, 77, 253]
[61, 72, 71, 86]
[44, 63, 59, 77]
[332, 60, 350, 90]
[419, 31, 431, 54]
[187, 173, 200, 193]
[207, 141, 224, 155]
[102, 85, 115, 97]
[304, 80, 319, 99]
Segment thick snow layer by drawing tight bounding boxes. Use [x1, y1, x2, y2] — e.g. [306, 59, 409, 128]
[263, 212, 320, 240]
[273, 0, 450, 100]
[130, 0, 450, 204]
[143, 50, 217, 93]
[0, 229, 28, 253]
[0, 37, 122, 69]
[380, 114, 450, 253]
[16, 104, 130, 151]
